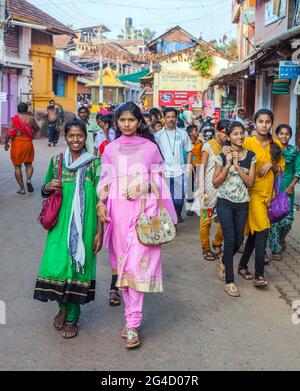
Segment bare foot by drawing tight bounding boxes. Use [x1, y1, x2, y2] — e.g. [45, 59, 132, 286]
[62, 322, 78, 339]
[53, 309, 66, 330]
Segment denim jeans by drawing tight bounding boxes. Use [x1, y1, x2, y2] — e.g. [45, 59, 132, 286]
[168, 174, 185, 216]
[216, 198, 249, 284]
[239, 229, 269, 279]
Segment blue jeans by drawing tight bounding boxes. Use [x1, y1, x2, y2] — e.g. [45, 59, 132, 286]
[168, 174, 185, 217]
[216, 198, 249, 284]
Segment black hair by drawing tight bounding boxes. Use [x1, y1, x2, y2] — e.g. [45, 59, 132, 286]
[216, 119, 230, 131]
[254, 109, 282, 161]
[96, 113, 103, 121]
[47, 104, 56, 111]
[226, 121, 245, 136]
[143, 113, 151, 119]
[18, 102, 28, 113]
[64, 119, 87, 138]
[149, 108, 163, 119]
[78, 106, 89, 114]
[152, 120, 163, 128]
[99, 114, 114, 129]
[237, 108, 245, 115]
[275, 124, 292, 137]
[186, 124, 198, 134]
[163, 107, 178, 117]
[115, 102, 156, 143]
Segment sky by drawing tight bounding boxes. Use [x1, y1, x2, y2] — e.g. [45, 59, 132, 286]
[28, 0, 236, 43]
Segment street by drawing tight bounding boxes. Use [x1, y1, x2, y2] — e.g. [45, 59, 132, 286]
[1, 139, 300, 371]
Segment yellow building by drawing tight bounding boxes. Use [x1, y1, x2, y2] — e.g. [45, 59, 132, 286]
[87, 65, 125, 112]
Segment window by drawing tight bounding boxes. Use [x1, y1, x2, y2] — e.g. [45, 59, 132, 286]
[53, 72, 66, 97]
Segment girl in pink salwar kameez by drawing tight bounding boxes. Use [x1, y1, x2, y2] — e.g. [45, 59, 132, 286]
[97, 102, 176, 349]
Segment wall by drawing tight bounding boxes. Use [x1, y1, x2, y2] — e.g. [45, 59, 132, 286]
[272, 93, 291, 132]
[255, 0, 288, 44]
[54, 75, 77, 112]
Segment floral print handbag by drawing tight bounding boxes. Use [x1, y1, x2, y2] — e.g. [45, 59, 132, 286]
[136, 194, 176, 246]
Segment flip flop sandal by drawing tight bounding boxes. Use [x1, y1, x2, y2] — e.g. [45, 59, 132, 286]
[238, 268, 253, 280]
[16, 189, 26, 195]
[203, 252, 216, 261]
[109, 290, 121, 306]
[121, 326, 140, 339]
[53, 310, 66, 330]
[62, 322, 78, 339]
[27, 182, 34, 193]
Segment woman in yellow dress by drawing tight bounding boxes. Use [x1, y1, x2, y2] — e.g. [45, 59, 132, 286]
[237, 109, 285, 287]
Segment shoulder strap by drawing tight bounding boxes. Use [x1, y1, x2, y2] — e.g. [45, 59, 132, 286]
[274, 167, 282, 194]
[140, 188, 163, 215]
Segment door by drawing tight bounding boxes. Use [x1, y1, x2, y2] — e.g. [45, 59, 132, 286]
[1, 71, 18, 126]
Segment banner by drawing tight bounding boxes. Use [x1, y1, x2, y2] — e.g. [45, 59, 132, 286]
[159, 91, 202, 108]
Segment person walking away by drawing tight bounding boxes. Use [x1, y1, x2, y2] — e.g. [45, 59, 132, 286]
[97, 102, 176, 348]
[236, 109, 285, 287]
[77, 106, 100, 154]
[213, 122, 256, 297]
[268, 124, 300, 261]
[4, 103, 40, 194]
[186, 124, 203, 216]
[33, 119, 102, 339]
[198, 119, 229, 260]
[183, 104, 194, 127]
[155, 107, 192, 223]
[47, 105, 59, 147]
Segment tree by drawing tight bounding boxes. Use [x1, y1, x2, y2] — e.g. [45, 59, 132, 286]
[142, 27, 156, 42]
[117, 26, 156, 42]
[215, 37, 238, 60]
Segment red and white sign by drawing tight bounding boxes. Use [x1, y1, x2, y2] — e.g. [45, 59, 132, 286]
[159, 90, 202, 107]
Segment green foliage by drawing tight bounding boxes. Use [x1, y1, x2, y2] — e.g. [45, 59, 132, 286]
[191, 48, 213, 78]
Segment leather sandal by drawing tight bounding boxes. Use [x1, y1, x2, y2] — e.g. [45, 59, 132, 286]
[203, 251, 216, 261]
[253, 276, 268, 288]
[109, 290, 121, 306]
[238, 268, 253, 280]
[272, 253, 282, 261]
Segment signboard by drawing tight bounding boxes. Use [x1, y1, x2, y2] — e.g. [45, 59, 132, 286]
[265, 0, 286, 26]
[279, 61, 300, 79]
[0, 92, 7, 102]
[294, 75, 300, 95]
[159, 90, 202, 108]
[159, 73, 201, 91]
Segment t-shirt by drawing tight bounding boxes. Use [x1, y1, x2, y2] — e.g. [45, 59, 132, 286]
[191, 140, 203, 167]
[155, 127, 192, 178]
[216, 150, 256, 203]
[94, 128, 115, 149]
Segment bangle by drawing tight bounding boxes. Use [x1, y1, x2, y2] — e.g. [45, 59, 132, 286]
[96, 202, 105, 210]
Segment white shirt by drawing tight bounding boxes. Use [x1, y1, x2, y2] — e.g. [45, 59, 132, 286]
[94, 128, 115, 149]
[155, 127, 192, 178]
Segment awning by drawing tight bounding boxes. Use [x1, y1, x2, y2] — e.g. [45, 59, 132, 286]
[119, 68, 150, 84]
[54, 58, 86, 75]
[209, 59, 251, 86]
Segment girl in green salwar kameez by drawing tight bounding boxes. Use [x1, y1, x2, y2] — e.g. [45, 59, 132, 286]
[268, 124, 300, 261]
[34, 119, 102, 339]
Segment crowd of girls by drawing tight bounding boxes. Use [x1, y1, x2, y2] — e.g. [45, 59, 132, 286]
[33, 103, 299, 347]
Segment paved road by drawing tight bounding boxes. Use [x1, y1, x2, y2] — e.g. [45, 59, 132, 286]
[1, 139, 300, 371]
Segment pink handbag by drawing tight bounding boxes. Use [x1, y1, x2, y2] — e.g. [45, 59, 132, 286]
[37, 153, 63, 230]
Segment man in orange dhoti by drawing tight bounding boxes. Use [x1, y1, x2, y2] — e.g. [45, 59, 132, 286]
[4, 103, 40, 194]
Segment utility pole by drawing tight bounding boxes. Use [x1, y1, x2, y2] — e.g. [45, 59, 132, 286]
[98, 25, 104, 104]
[0, 0, 6, 130]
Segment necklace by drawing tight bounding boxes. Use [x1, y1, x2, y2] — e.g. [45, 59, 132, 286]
[165, 129, 177, 156]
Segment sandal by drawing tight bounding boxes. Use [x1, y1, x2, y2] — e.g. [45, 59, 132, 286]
[109, 290, 121, 306]
[216, 259, 225, 281]
[203, 251, 216, 261]
[16, 188, 26, 195]
[27, 182, 34, 193]
[62, 322, 78, 339]
[212, 244, 223, 259]
[272, 253, 282, 261]
[53, 309, 66, 330]
[121, 326, 140, 339]
[126, 327, 141, 349]
[238, 268, 253, 280]
[224, 283, 240, 297]
[253, 276, 268, 288]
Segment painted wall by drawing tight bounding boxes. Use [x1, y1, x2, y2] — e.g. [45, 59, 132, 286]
[31, 44, 78, 113]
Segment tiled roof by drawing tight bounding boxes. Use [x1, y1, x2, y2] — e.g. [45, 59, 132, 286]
[53, 58, 86, 75]
[53, 35, 73, 49]
[7, 0, 75, 36]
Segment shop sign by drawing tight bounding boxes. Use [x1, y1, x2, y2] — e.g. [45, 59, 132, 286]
[159, 90, 202, 108]
[279, 61, 300, 79]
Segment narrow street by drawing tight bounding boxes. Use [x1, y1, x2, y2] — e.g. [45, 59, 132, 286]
[1, 139, 300, 371]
